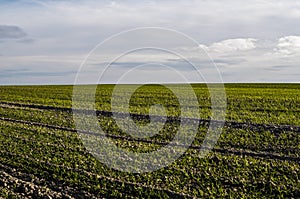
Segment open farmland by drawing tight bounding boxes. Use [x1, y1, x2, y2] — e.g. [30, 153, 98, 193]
[0, 84, 299, 198]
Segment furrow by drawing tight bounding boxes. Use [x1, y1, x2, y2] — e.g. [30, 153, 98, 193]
[0, 163, 75, 199]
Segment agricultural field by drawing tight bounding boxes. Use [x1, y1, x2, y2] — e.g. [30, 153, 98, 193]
[0, 83, 299, 198]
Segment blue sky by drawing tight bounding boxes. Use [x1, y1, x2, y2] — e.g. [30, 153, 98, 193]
[0, 0, 299, 84]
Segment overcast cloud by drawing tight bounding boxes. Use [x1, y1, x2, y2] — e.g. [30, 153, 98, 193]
[0, 25, 27, 39]
[0, 0, 299, 84]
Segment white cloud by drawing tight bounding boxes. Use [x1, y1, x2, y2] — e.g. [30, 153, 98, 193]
[199, 38, 257, 53]
[274, 36, 300, 56]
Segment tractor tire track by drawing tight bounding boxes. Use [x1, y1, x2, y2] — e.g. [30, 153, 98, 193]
[1, 117, 299, 163]
[1, 101, 299, 133]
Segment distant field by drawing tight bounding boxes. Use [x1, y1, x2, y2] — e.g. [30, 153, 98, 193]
[0, 84, 299, 198]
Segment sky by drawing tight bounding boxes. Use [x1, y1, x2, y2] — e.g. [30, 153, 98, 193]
[0, 0, 299, 84]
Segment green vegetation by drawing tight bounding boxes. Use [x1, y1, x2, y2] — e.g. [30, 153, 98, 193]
[0, 84, 299, 198]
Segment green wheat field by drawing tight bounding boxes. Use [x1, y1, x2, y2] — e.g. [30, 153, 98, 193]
[0, 84, 299, 198]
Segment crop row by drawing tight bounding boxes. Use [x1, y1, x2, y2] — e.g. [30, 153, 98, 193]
[0, 84, 299, 198]
[1, 124, 299, 198]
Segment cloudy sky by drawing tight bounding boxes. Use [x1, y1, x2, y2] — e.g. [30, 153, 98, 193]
[0, 0, 299, 84]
